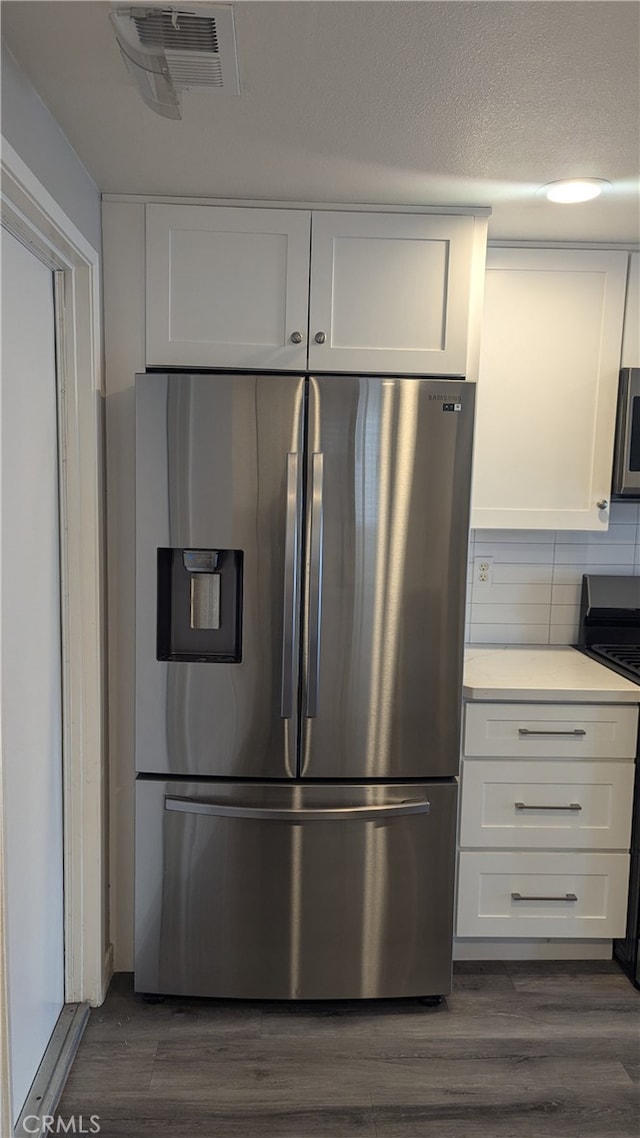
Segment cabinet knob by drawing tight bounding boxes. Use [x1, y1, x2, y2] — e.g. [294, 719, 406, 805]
[314, 331, 327, 345]
[597, 499, 608, 511]
[290, 331, 303, 344]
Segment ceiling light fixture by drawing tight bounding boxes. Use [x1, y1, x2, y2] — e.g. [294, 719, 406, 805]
[543, 178, 611, 204]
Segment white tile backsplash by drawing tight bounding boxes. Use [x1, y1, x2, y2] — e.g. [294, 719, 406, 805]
[471, 581, 552, 605]
[475, 530, 557, 544]
[551, 603, 581, 626]
[473, 542, 555, 563]
[559, 524, 636, 544]
[549, 561, 640, 583]
[465, 513, 640, 646]
[554, 543, 635, 566]
[609, 502, 640, 524]
[549, 623, 581, 645]
[470, 602, 551, 624]
[550, 582, 582, 605]
[467, 623, 551, 645]
[491, 563, 554, 585]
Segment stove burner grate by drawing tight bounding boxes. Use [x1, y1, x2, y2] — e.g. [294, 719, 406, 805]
[591, 644, 640, 678]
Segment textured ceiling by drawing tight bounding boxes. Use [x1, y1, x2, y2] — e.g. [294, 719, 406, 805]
[2, 0, 639, 241]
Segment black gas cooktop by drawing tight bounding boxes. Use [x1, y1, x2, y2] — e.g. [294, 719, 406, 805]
[577, 575, 640, 685]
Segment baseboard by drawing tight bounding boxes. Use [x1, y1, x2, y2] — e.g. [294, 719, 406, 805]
[453, 938, 613, 961]
[13, 1003, 90, 1138]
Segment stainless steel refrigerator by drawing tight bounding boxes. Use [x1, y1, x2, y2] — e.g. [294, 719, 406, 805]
[134, 371, 474, 1000]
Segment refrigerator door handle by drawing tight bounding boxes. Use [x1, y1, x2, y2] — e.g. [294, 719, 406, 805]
[164, 796, 430, 821]
[281, 452, 303, 718]
[306, 451, 324, 717]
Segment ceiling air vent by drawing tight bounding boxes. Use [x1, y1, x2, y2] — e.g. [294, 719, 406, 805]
[110, 4, 240, 119]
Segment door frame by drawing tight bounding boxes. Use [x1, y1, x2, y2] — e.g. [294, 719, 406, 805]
[0, 139, 108, 1130]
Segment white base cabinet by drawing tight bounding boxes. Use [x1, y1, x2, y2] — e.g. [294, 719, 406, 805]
[457, 700, 638, 949]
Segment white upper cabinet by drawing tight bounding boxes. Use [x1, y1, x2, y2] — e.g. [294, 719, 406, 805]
[308, 212, 482, 375]
[471, 248, 628, 531]
[621, 252, 639, 367]
[146, 205, 312, 370]
[146, 204, 487, 375]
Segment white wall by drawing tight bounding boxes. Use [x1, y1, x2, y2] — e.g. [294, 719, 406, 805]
[466, 502, 640, 644]
[1, 43, 101, 253]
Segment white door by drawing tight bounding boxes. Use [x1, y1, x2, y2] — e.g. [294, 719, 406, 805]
[1, 227, 64, 1123]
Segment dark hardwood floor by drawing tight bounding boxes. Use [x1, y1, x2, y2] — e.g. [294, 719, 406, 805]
[56, 961, 639, 1137]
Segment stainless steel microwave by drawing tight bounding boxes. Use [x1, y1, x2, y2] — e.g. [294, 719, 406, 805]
[613, 368, 640, 498]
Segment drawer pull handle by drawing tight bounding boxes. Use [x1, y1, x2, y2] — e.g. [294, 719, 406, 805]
[164, 796, 430, 821]
[518, 728, 586, 737]
[514, 801, 582, 812]
[511, 891, 578, 903]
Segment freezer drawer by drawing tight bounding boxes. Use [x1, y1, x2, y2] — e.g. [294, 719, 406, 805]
[135, 778, 457, 999]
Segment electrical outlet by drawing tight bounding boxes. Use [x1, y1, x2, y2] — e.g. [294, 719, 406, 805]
[474, 556, 493, 586]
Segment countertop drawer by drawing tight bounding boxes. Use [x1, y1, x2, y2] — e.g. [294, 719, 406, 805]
[460, 759, 634, 850]
[464, 702, 638, 760]
[457, 851, 630, 938]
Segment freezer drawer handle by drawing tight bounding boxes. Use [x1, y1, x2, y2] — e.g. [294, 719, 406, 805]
[281, 452, 302, 718]
[164, 796, 430, 821]
[518, 728, 586, 737]
[511, 891, 578, 903]
[514, 801, 582, 812]
[305, 452, 324, 717]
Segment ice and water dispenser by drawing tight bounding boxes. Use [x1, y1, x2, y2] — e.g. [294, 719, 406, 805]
[156, 548, 243, 663]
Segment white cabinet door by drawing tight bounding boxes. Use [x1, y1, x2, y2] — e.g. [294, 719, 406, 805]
[464, 701, 638, 760]
[621, 252, 639, 367]
[457, 850, 629, 938]
[146, 205, 311, 369]
[308, 212, 481, 375]
[471, 248, 628, 530]
[459, 759, 634, 850]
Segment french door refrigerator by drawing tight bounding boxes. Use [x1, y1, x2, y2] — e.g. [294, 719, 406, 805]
[135, 371, 475, 1000]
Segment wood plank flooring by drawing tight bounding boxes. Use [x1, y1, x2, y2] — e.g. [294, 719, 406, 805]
[55, 962, 639, 1137]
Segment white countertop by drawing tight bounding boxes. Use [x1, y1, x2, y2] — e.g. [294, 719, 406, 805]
[463, 645, 640, 703]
